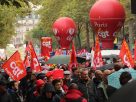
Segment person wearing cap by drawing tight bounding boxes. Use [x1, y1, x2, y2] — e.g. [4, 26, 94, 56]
[63, 70, 72, 93]
[63, 70, 71, 87]
[33, 79, 45, 97]
[0, 80, 12, 102]
[29, 79, 45, 102]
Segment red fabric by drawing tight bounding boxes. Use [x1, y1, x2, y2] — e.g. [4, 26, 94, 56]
[2, 51, 26, 81]
[46, 69, 64, 80]
[69, 41, 78, 70]
[33, 91, 39, 96]
[119, 39, 134, 68]
[36, 79, 45, 88]
[92, 35, 103, 70]
[41, 37, 52, 61]
[60, 89, 87, 102]
[46, 71, 53, 77]
[23, 54, 30, 68]
[28, 42, 42, 72]
[62, 84, 68, 93]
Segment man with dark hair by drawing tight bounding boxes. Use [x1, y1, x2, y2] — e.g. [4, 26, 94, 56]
[114, 64, 121, 71]
[77, 69, 97, 102]
[71, 68, 80, 83]
[52, 79, 65, 102]
[119, 71, 132, 86]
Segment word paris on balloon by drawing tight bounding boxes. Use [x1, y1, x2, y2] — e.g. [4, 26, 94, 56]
[94, 22, 108, 28]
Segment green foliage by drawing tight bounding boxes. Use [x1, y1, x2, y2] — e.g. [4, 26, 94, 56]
[0, 5, 16, 48]
[32, 27, 46, 38]
[0, 0, 31, 48]
[29, 0, 44, 5]
[36, 0, 96, 48]
[0, 0, 29, 8]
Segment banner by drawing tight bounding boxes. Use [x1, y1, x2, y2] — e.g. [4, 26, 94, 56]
[92, 35, 103, 70]
[28, 42, 42, 72]
[119, 39, 134, 68]
[69, 41, 78, 70]
[2, 51, 26, 81]
[23, 54, 30, 68]
[46, 69, 64, 80]
[41, 37, 52, 60]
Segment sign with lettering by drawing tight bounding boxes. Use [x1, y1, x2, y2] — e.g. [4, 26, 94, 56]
[2, 51, 26, 81]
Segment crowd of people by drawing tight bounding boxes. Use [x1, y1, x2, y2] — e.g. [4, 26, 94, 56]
[0, 58, 135, 102]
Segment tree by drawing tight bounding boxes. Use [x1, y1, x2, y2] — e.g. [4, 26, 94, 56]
[37, 0, 95, 50]
[0, 1, 31, 48]
[0, 5, 17, 47]
[0, 0, 29, 8]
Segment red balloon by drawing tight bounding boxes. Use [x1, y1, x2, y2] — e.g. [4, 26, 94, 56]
[89, 0, 125, 49]
[52, 17, 77, 49]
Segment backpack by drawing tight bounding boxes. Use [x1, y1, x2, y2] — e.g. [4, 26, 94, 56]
[65, 97, 83, 102]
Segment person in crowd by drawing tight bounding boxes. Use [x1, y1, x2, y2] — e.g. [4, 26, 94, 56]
[33, 79, 45, 97]
[0, 69, 7, 83]
[93, 70, 108, 102]
[119, 71, 133, 86]
[35, 83, 55, 102]
[0, 80, 12, 102]
[52, 79, 65, 102]
[25, 72, 37, 102]
[60, 83, 87, 102]
[47, 75, 54, 83]
[63, 70, 72, 87]
[7, 81, 23, 102]
[103, 70, 117, 97]
[103, 70, 111, 85]
[19, 67, 32, 98]
[88, 69, 95, 80]
[77, 69, 97, 102]
[71, 67, 80, 83]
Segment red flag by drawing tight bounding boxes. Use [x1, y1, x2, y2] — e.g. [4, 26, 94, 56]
[2, 51, 26, 81]
[92, 35, 103, 70]
[46, 69, 64, 80]
[23, 54, 30, 68]
[69, 41, 78, 69]
[134, 40, 136, 61]
[28, 42, 42, 72]
[41, 37, 52, 61]
[119, 39, 134, 68]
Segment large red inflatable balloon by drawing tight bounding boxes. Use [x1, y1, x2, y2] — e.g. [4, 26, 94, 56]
[89, 0, 125, 49]
[52, 17, 77, 49]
